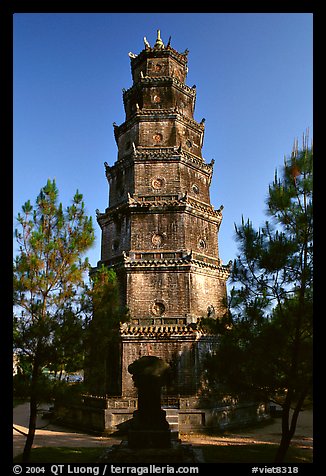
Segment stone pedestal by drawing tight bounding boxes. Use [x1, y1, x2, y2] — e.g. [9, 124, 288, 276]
[99, 440, 203, 464]
[128, 429, 171, 449]
[127, 356, 171, 449]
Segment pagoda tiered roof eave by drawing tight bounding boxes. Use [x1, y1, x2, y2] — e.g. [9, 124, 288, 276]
[107, 146, 213, 179]
[120, 323, 204, 339]
[123, 259, 231, 276]
[98, 251, 231, 278]
[96, 192, 223, 227]
[116, 109, 204, 138]
[129, 45, 189, 71]
[123, 75, 196, 100]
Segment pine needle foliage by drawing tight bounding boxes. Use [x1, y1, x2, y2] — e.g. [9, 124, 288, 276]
[205, 133, 313, 463]
[13, 179, 95, 462]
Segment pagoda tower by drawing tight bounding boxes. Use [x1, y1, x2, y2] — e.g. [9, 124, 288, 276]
[95, 31, 230, 397]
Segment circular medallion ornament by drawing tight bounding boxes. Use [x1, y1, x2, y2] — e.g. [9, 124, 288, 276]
[198, 239, 206, 250]
[152, 301, 165, 316]
[192, 184, 199, 194]
[152, 177, 165, 190]
[152, 233, 164, 247]
[153, 133, 163, 143]
[153, 95, 161, 103]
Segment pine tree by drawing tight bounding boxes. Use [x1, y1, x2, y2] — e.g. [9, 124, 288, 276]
[84, 264, 129, 396]
[205, 134, 313, 462]
[13, 179, 95, 462]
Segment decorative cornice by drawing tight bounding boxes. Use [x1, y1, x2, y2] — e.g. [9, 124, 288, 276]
[128, 194, 184, 209]
[132, 108, 204, 130]
[116, 109, 203, 140]
[132, 145, 180, 160]
[128, 192, 223, 221]
[120, 322, 204, 338]
[130, 44, 188, 71]
[185, 194, 223, 219]
[105, 147, 213, 182]
[96, 192, 223, 227]
[123, 76, 195, 102]
[98, 253, 231, 280]
[117, 250, 231, 277]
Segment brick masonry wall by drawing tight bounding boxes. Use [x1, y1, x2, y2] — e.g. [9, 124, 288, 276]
[121, 337, 208, 397]
[124, 265, 226, 321]
[94, 39, 231, 407]
[134, 161, 181, 196]
[126, 268, 190, 319]
[129, 211, 218, 256]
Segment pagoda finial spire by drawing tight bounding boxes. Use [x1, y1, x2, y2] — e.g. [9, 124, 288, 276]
[143, 36, 151, 50]
[154, 29, 164, 49]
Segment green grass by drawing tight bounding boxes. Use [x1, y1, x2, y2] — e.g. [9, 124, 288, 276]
[13, 443, 312, 464]
[201, 443, 312, 463]
[13, 447, 104, 463]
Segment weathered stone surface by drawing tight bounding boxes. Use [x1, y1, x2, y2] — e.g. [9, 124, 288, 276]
[92, 33, 230, 401]
[120, 333, 217, 397]
[54, 35, 272, 440]
[127, 356, 171, 448]
[99, 440, 202, 463]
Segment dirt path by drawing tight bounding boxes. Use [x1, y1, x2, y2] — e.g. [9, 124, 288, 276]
[13, 403, 122, 458]
[181, 409, 313, 448]
[13, 403, 313, 459]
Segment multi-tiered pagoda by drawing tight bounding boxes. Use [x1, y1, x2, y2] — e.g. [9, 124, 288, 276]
[95, 31, 230, 399]
[57, 32, 269, 435]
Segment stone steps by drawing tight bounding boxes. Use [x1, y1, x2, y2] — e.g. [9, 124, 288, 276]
[164, 408, 179, 439]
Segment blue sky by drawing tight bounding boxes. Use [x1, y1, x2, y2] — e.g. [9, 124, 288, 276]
[13, 13, 313, 271]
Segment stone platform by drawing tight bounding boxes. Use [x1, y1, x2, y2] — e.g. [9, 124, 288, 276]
[98, 440, 204, 464]
[55, 397, 270, 435]
[128, 429, 172, 449]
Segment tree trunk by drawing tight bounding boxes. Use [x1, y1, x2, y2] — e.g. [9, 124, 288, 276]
[274, 393, 291, 463]
[22, 355, 40, 463]
[274, 386, 309, 463]
[22, 394, 38, 463]
[274, 425, 292, 463]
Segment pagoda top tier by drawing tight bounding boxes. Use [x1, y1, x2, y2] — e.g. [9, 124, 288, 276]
[128, 30, 189, 84]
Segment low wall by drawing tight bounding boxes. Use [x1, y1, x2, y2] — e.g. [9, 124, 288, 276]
[54, 398, 270, 435]
[178, 402, 270, 433]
